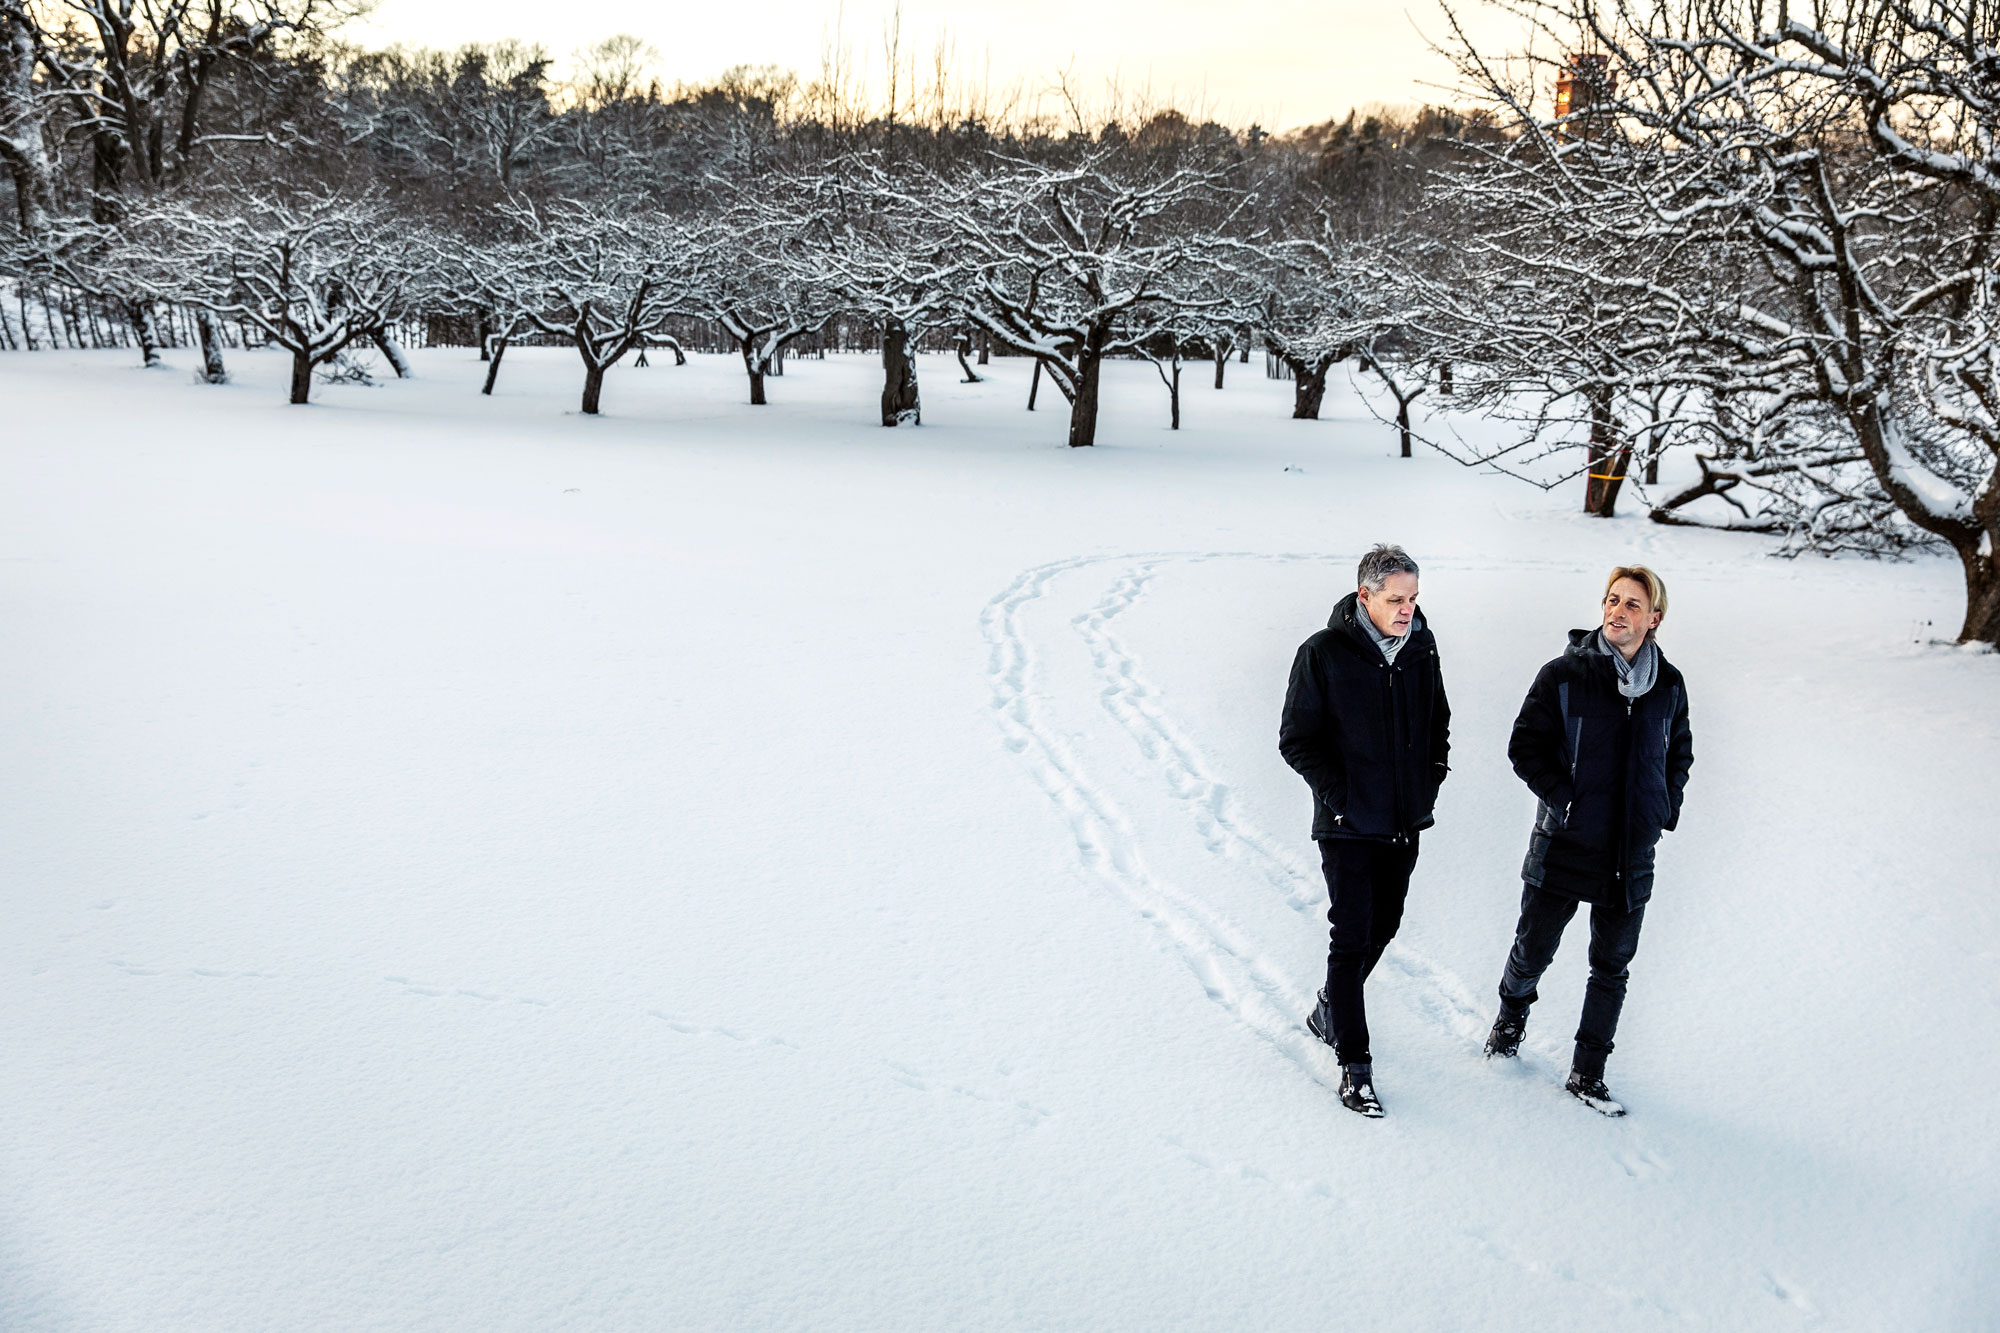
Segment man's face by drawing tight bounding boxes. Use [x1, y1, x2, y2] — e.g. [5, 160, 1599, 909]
[1358, 572, 1419, 637]
[1601, 577, 1662, 657]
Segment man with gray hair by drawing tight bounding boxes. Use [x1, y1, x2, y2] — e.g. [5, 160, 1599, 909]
[1280, 544, 1451, 1117]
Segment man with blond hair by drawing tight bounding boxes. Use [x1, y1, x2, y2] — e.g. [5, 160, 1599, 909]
[1482, 566, 1693, 1116]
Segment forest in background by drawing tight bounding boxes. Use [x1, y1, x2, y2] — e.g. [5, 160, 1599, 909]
[2, 0, 1997, 644]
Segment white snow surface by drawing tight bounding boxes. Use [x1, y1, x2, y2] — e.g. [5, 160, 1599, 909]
[3, 347, 1997, 1331]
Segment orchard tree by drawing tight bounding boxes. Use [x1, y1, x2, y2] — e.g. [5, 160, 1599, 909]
[896, 154, 1246, 447]
[116, 191, 418, 403]
[1439, 0, 2000, 641]
[476, 201, 696, 415]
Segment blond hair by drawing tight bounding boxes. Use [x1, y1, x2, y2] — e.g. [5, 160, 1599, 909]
[1604, 565, 1668, 620]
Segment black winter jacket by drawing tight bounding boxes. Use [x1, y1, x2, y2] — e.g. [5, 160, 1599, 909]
[1508, 630, 1694, 911]
[1279, 593, 1451, 841]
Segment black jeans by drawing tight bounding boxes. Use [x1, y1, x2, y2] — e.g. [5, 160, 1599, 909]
[1497, 882, 1647, 1079]
[1319, 835, 1420, 1066]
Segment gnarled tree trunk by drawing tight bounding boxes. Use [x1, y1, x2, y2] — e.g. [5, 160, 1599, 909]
[372, 330, 412, 379]
[881, 317, 920, 426]
[1068, 340, 1106, 448]
[1293, 362, 1330, 419]
[289, 349, 313, 404]
[1957, 531, 1999, 645]
[1584, 390, 1633, 517]
[954, 332, 982, 383]
[482, 337, 508, 395]
[129, 300, 162, 368]
[196, 310, 227, 383]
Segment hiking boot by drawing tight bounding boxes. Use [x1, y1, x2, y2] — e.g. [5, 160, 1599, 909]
[1484, 1012, 1526, 1059]
[1565, 1069, 1626, 1117]
[1339, 1064, 1384, 1118]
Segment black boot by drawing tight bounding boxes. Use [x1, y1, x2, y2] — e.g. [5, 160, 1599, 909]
[1339, 1063, 1384, 1118]
[1306, 989, 1335, 1048]
[1565, 1069, 1626, 1117]
[1484, 1011, 1526, 1059]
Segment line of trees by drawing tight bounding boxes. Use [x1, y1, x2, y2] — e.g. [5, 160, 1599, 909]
[2, 0, 1996, 644]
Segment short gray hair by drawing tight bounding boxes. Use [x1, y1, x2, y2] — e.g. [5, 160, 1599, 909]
[1357, 544, 1419, 591]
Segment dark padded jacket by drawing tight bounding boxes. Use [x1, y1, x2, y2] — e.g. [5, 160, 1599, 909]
[1508, 630, 1694, 912]
[1279, 593, 1450, 842]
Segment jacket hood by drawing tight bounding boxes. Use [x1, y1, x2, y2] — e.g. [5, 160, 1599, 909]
[1330, 591, 1430, 640]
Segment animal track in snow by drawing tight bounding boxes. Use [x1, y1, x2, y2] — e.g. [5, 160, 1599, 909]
[648, 1010, 800, 1050]
[884, 1059, 1052, 1127]
[383, 974, 548, 1007]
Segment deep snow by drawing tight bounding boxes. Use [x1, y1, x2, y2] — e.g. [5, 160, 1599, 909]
[2, 345, 1996, 1330]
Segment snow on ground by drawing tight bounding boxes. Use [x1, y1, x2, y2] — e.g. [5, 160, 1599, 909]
[2, 345, 1995, 1331]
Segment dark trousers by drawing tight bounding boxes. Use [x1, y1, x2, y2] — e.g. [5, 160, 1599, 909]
[1497, 882, 1647, 1079]
[1319, 835, 1419, 1066]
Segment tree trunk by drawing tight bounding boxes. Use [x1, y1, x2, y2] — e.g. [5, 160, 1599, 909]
[477, 311, 492, 361]
[1028, 359, 1042, 410]
[1169, 358, 1181, 430]
[1437, 362, 1453, 395]
[1239, 343, 1250, 363]
[1645, 453, 1660, 485]
[1068, 350, 1103, 448]
[581, 359, 606, 415]
[1957, 528, 2000, 645]
[742, 343, 767, 405]
[289, 349, 313, 404]
[955, 332, 982, 383]
[196, 309, 226, 382]
[1213, 347, 1227, 389]
[130, 299, 162, 368]
[482, 337, 508, 395]
[1584, 391, 1632, 517]
[372, 330, 412, 379]
[1398, 399, 1412, 458]
[0, 13, 60, 239]
[978, 330, 990, 365]
[881, 317, 921, 426]
[1292, 361, 1329, 419]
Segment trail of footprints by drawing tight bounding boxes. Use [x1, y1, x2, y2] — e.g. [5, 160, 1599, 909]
[986, 552, 1503, 1090]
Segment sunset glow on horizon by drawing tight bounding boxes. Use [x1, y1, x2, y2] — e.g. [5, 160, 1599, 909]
[349, 0, 1537, 132]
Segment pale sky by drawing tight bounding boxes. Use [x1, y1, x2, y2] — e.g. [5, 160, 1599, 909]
[348, 0, 1537, 133]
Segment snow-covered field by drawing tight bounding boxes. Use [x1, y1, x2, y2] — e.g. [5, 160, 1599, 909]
[3, 345, 1996, 1330]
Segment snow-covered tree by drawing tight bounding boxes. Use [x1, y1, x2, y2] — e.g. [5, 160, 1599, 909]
[114, 191, 418, 403]
[786, 156, 961, 425]
[472, 201, 696, 415]
[1439, 0, 2000, 641]
[1256, 223, 1436, 435]
[888, 154, 1244, 447]
[677, 194, 841, 407]
[0, 2, 56, 239]
[337, 42, 558, 198]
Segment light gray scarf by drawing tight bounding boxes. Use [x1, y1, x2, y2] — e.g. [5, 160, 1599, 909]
[1595, 630, 1658, 698]
[1360, 607, 1409, 665]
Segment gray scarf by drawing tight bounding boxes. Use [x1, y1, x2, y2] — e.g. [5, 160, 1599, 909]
[1360, 607, 1409, 665]
[1595, 629, 1658, 698]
